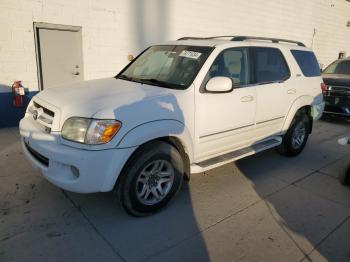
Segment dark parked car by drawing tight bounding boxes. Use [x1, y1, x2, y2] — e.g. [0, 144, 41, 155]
[322, 57, 350, 117]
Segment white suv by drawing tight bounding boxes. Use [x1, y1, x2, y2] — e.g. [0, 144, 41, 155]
[20, 36, 324, 216]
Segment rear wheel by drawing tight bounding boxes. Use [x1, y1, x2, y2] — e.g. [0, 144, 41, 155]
[116, 141, 184, 217]
[277, 113, 310, 156]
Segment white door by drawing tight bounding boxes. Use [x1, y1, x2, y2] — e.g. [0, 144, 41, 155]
[195, 47, 257, 161]
[36, 24, 84, 89]
[251, 47, 296, 140]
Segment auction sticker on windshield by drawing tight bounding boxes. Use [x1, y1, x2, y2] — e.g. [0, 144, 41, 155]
[179, 50, 202, 59]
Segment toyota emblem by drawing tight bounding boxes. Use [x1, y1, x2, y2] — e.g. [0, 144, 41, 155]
[33, 110, 38, 120]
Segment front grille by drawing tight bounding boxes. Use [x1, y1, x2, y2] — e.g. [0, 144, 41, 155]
[28, 101, 55, 131]
[33, 101, 55, 117]
[24, 142, 49, 167]
[326, 85, 350, 96]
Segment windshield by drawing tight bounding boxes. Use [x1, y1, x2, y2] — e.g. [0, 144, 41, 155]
[323, 60, 350, 75]
[117, 45, 213, 89]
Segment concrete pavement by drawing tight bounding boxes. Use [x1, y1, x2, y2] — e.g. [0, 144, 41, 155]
[0, 119, 349, 262]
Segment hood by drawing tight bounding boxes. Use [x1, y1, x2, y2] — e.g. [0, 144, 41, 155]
[322, 74, 350, 86]
[34, 77, 188, 132]
[37, 78, 171, 110]
[36, 77, 173, 117]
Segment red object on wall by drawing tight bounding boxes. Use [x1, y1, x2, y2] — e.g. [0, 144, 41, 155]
[12, 81, 24, 107]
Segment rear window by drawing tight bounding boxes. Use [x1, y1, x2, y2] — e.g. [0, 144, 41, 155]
[291, 50, 321, 77]
[323, 60, 350, 75]
[251, 47, 290, 84]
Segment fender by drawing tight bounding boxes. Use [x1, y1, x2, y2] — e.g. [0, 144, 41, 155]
[116, 119, 194, 162]
[282, 95, 313, 132]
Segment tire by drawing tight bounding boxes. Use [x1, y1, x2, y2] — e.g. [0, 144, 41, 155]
[339, 164, 350, 186]
[277, 113, 310, 157]
[116, 141, 184, 217]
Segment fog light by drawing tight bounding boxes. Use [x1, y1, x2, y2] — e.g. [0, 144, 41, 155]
[70, 166, 80, 178]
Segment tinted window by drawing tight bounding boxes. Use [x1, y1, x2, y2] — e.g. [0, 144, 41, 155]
[291, 50, 321, 77]
[323, 60, 350, 75]
[252, 47, 290, 84]
[203, 48, 250, 87]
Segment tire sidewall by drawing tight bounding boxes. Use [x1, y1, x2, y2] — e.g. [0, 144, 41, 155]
[281, 114, 310, 156]
[119, 142, 184, 216]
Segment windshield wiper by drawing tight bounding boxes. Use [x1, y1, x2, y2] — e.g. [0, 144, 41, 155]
[140, 78, 172, 86]
[118, 75, 166, 86]
[118, 74, 134, 81]
[140, 78, 185, 90]
[118, 76, 182, 89]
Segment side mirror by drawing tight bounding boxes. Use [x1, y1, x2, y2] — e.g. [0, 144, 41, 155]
[205, 76, 233, 93]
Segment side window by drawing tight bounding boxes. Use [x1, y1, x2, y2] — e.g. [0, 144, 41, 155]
[291, 50, 321, 77]
[203, 48, 250, 87]
[252, 47, 290, 84]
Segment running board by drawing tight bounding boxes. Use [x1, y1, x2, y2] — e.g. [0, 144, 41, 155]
[190, 137, 282, 173]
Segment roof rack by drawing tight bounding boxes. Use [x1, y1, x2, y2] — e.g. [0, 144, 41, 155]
[231, 36, 306, 47]
[177, 36, 235, 40]
[177, 35, 306, 47]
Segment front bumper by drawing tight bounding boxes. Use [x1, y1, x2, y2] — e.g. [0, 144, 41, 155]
[323, 95, 350, 117]
[20, 116, 136, 193]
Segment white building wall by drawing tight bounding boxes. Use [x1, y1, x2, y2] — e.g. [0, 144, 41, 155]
[0, 0, 350, 93]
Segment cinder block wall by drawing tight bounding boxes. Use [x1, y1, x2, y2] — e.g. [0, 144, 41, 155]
[0, 0, 349, 126]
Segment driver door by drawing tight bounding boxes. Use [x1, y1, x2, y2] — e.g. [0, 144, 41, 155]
[195, 47, 257, 161]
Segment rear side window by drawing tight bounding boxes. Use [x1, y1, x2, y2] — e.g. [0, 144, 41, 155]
[251, 47, 290, 84]
[291, 50, 321, 77]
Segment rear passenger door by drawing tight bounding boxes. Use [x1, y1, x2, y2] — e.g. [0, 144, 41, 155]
[250, 47, 295, 139]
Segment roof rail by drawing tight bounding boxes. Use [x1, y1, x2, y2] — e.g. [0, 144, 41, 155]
[177, 35, 306, 47]
[177, 36, 234, 41]
[231, 36, 306, 47]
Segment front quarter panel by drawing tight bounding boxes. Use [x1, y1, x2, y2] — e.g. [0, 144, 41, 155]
[92, 86, 195, 154]
[116, 120, 194, 162]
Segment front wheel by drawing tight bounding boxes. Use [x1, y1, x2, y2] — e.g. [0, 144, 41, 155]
[116, 141, 184, 217]
[277, 114, 310, 156]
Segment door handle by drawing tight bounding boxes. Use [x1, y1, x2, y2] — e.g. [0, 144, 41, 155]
[240, 95, 254, 102]
[287, 88, 296, 94]
[72, 72, 80, 76]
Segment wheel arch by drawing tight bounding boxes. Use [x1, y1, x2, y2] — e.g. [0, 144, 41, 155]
[282, 96, 313, 134]
[114, 120, 194, 187]
[113, 136, 191, 193]
[158, 136, 191, 181]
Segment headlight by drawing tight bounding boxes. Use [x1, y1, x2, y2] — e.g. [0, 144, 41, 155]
[62, 117, 90, 143]
[62, 117, 122, 144]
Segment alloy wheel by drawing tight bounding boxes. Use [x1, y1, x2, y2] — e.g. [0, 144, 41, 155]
[136, 160, 175, 205]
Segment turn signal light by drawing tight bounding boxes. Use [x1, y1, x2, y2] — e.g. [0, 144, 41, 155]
[100, 122, 122, 143]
